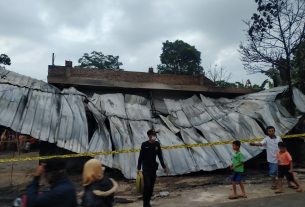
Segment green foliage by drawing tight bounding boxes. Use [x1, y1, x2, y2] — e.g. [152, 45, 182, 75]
[260, 79, 272, 89]
[208, 66, 270, 89]
[248, 0, 279, 39]
[240, 0, 305, 90]
[214, 80, 237, 88]
[252, 84, 261, 89]
[235, 82, 245, 88]
[214, 79, 271, 90]
[292, 40, 305, 93]
[262, 68, 281, 87]
[157, 40, 203, 75]
[0, 54, 11, 66]
[78, 51, 123, 69]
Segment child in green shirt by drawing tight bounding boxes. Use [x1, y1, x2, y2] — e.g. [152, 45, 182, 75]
[229, 140, 247, 199]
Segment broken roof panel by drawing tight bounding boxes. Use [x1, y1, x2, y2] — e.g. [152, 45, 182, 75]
[180, 95, 213, 126]
[0, 69, 89, 152]
[153, 123, 197, 175]
[236, 86, 288, 102]
[293, 87, 305, 113]
[159, 115, 180, 134]
[180, 128, 223, 170]
[0, 68, 59, 93]
[164, 99, 192, 128]
[108, 117, 136, 178]
[91, 93, 126, 118]
[125, 94, 152, 121]
[56, 90, 88, 153]
[88, 124, 113, 168]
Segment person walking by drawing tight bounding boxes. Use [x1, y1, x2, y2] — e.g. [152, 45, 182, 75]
[81, 159, 118, 207]
[250, 126, 282, 189]
[229, 140, 247, 199]
[137, 129, 168, 207]
[26, 158, 78, 207]
[275, 142, 303, 193]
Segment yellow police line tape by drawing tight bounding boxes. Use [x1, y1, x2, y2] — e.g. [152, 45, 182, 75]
[0, 133, 305, 164]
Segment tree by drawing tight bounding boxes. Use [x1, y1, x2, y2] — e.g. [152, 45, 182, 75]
[78, 51, 123, 69]
[262, 67, 281, 87]
[205, 65, 270, 89]
[206, 64, 232, 83]
[214, 80, 237, 88]
[157, 40, 204, 75]
[213, 79, 270, 89]
[239, 0, 305, 101]
[292, 40, 305, 93]
[0, 54, 11, 66]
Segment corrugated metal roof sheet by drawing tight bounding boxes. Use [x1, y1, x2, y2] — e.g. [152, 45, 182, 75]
[0, 68, 304, 179]
[293, 87, 305, 113]
[0, 68, 59, 93]
[0, 68, 89, 153]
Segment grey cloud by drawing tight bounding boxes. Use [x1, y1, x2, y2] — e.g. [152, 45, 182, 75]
[0, 1, 45, 40]
[1, 0, 266, 83]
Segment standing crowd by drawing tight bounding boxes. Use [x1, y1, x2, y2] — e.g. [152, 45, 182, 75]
[19, 126, 303, 207]
[230, 126, 303, 199]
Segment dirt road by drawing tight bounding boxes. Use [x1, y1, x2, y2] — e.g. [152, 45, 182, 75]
[116, 177, 305, 207]
[213, 192, 305, 207]
[1, 151, 305, 207]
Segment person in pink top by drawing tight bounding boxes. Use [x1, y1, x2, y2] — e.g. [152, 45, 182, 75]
[275, 142, 303, 193]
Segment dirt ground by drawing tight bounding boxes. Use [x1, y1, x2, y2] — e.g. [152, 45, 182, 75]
[1, 151, 305, 207]
[0, 151, 38, 187]
[114, 171, 305, 207]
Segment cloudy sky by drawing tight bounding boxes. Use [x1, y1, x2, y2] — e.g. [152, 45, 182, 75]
[0, 0, 267, 84]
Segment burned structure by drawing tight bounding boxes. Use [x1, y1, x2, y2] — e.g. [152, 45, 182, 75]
[0, 64, 304, 178]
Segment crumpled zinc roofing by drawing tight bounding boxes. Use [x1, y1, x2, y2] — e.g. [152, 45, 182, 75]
[0, 68, 304, 179]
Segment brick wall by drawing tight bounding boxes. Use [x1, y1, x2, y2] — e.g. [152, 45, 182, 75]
[48, 66, 215, 86]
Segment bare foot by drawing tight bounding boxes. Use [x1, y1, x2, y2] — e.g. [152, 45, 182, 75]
[296, 187, 304, 192]
[228, 195, 239, 200]
[275, 189, 284, 194]
[288, 185, 298, 189]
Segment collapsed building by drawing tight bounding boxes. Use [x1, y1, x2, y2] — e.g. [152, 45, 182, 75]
[0, 64, 304, 179]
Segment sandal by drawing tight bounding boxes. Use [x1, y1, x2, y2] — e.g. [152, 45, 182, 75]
[238, 194, 248, 198]
[288, 185, 298, 189]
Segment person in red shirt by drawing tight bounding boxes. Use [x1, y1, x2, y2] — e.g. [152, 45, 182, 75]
[275, 142, 303, 193]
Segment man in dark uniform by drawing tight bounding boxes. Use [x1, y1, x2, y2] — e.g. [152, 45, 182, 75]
[137, 129, 168, 207]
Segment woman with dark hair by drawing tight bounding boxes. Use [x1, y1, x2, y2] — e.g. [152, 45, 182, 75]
[26, 158, 78, 207]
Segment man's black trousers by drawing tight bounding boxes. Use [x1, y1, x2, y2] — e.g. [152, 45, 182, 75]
[143, 171, 157, 206]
